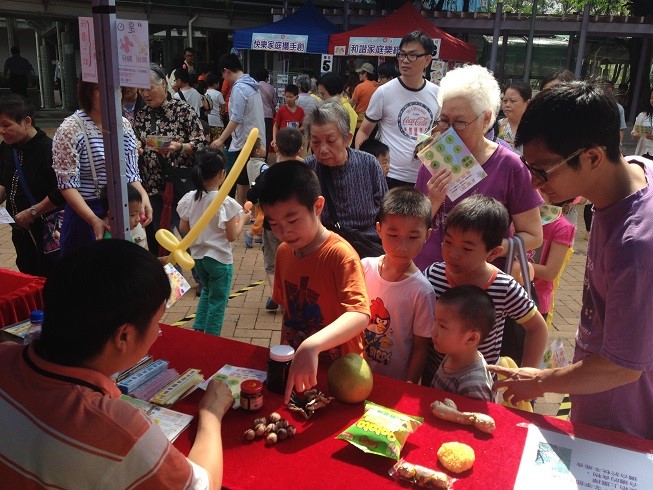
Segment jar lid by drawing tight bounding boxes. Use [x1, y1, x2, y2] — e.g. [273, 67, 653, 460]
[270, 344, 295, 362]
[240, 379, 263, 395]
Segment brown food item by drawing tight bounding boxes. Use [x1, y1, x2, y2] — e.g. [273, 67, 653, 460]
[430, 398, 495, 434]
[243, 429, 256, 441]
[437, 442, 475, 473]
[268, 412, 281, 423]
[389, 460, 452, 489]
[265, 432, 278, 445]
[254, 423, 266, 437]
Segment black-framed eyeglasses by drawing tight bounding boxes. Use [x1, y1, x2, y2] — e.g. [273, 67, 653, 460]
[520, 147, 586, 182]
[434, 114, 481, 132]
[396, 52, 430, 62]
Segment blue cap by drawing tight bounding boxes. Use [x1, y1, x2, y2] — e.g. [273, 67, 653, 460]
[30, 310, 44, 322]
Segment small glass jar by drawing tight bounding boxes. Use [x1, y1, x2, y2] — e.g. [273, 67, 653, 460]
[266, 345, 295, 394]
[240, 379, 264, 411]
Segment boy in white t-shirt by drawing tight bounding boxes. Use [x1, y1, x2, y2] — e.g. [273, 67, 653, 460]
[362, 187, 435, 382]
[205, 72, 226, 142]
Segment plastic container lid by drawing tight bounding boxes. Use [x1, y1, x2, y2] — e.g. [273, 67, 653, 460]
[240, 379, 263, 395]
[269, 345, 295, 362]
[30, 310, 44, 322]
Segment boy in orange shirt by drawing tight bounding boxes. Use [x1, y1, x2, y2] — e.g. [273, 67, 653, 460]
[257, 161, 370, 403]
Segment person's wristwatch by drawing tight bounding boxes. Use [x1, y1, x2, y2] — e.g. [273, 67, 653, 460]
[30, 205, 38, 217]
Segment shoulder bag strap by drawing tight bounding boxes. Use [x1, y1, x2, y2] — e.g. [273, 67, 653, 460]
[318, 164, 341, 229]
[72, 113, 101, 198]
[506, 235, 532, 298]
[260, 86, 276, 113]
[12, 149, 37, 206]
[177, 89, 186, 102]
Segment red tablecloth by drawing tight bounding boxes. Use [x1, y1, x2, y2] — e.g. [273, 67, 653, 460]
[0, 268, 45, 328]
[152, 326, 653, 490]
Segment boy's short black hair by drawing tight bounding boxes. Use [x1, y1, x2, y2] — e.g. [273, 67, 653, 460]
[275, 127, 303, 157]
[359, 138, 389, 159]
[183, 46, 194, 54]
[285, 83, 299, 96]
[248, 137, 264, 160]
[254, 69, 269, 82]
[317, 73, 344, 97]
[219, 53, 243, 73]
[378, 187, 431, 229]
[516, 80, 621, 163]
[377, 60, 400, 79]
[206, 72, 221, 87]
[174, 68, 190, 84]
[38, 240, 170, 366]
[399, 30, 435, 55]
[257, 160, 320, 211]
[0, 93, 35, 122]
[439, 285, 495, 342]
[99, 182, 142, 214]
[445, 195, 509, 251]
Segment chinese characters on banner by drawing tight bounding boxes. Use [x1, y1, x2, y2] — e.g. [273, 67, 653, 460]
[346, 37, 442, 59]
[79, 17, 151, 89]
[251, 33, 308, 53]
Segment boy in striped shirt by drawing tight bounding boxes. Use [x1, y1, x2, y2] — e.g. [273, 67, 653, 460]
[422, 195, 548, 386]
[431, 285, 496, 401]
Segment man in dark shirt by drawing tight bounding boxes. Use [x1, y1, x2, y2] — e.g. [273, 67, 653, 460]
[3, 46, 33, 98]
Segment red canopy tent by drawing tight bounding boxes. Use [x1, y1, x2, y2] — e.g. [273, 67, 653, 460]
[328, 2, 476, 62]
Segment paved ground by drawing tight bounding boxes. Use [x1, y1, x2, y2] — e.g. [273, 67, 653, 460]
[1, 116, 601, 418]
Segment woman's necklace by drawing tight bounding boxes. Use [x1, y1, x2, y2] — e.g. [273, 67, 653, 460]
[379, 256, 412, 282]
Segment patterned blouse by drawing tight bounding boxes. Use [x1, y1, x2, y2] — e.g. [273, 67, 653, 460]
[133, 98, 205, 197]
[52, 110, 140, 200]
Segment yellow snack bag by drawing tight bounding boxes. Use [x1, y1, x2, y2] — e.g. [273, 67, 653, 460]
[336, 401, 423, 460]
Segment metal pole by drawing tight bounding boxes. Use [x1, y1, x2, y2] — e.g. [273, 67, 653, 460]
[91, 0, 129, 239]
[523, 0, 538, 83]
[489, 2, 503, 73]
[344, 0, 350, 31]
[497, 33, 509, 84]
[629, 36, 651, 124]
[574, 4, 591, 78]
[35, 31, 45, 109]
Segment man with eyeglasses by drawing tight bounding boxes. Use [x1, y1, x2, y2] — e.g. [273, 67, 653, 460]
[489, 81, 653, 440]
[355, 31, 439, 189]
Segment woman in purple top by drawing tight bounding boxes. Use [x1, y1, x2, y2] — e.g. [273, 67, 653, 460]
[414, 65, 543, 270]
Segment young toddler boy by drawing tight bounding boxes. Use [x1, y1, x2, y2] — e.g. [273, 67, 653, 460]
[244, 138, 267, 248]
[256, 160, 370, 403]
[99, 183, 148, 248]
[272, 83, 305, 153]
[360, 138, 390, 176]
[431, 285, 496, 402]
[422, 194, 548, 385]
[247, 127, 305, 311]
[362, 187, 435, 383]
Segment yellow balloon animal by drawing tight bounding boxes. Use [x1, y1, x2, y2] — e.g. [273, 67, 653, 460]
[156, 128, 259, 270]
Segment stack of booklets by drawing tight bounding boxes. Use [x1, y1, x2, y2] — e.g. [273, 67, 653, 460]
[120, 395, 193, 442]
[1, 319, 30, 343]
[116, 355, 204, 406]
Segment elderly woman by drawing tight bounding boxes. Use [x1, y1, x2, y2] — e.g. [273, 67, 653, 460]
[305, 100, 387, 250]
[134, 63, 205, 253]
[52, 80, 151, 255]
[414, 65, 543, 271]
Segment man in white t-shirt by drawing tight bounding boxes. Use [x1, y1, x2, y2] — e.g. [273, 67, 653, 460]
[205, 72, 226, 141]
[355, 31, 439, 189]
[172, 67, 204, 116]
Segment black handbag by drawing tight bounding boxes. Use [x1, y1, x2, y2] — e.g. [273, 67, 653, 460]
[165, 164, 194, 203]
[319, 164, 384, 259]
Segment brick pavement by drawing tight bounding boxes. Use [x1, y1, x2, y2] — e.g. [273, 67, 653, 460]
[1, 119, 592, 417]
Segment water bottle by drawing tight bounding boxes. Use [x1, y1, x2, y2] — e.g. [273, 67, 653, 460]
[24, 310, 44, 345]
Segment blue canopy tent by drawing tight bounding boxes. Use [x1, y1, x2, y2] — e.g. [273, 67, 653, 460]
[232, 2, 340, 54]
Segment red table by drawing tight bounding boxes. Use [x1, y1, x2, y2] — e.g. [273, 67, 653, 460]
[152, 326, 653, 489]
[0, 268, 45, 328]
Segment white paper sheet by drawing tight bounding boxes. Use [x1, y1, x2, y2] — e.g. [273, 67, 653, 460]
[514, 424, 653, 490]
[0, 206, 15, 224]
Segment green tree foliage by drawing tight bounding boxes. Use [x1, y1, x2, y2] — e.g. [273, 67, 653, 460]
[487, 0, 632, 15]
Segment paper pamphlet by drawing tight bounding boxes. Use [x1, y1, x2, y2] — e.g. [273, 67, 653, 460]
[199, 364, 267, 409]
[121, 395, 193, 442]
[416, 127, 487, 201]
[164, 263, 191, 308]
[0, 206, 15, 224]
[514, 424, 653, 489]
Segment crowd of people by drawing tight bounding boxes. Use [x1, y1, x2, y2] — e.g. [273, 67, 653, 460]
[1, 29, 652, 487]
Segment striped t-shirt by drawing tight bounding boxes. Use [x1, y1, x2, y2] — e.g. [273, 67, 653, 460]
[432, 352, 495, 402]
[423, 262, 537, 380]
[53, 110, 140, 199]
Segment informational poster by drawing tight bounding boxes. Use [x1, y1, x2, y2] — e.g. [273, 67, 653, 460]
[79, 17, 150, 88]
[514, 425, 653, 490]
[251, 33, 308, 53]
[79, 17, 98, 83]
[115, 19, 150, 88]
[321, 54, 333, 74]
[346, 37, 441, 59]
